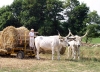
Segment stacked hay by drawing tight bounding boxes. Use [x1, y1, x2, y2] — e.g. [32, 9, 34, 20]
[16, 26, 29, 46]
[60, 47, 66, 55]
[0, 26, 18, 50]
[0, 31, 2, 35]
[0, 26, 30, 53]
[0, 31, 3, 49]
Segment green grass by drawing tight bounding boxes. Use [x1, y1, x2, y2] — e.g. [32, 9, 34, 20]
[1, 59, 100, 72]
[91, 38, 100, 44]
[1, 46, 100, 72]
[82, 37, 100, 44]
[1, 37, 100, 72]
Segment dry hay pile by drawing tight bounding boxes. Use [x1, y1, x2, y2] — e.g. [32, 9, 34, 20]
[0, 26, 29, 50]
[0, 26, 18, 50]
[0, 26, 30, 53]
[0, 31, 2, 35]
[0, 31, 4, 53]
[0, 31, 3, 46]
[60, 47, 66, 55]
[16, 26, 29, 46]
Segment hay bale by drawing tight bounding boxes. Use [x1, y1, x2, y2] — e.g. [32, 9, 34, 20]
[0, 31, 2, 35]
[0, 35, 3, 49]
[0, 31, 3, 48]
[60, 47, 66, 55]
[16, 26, 29, 46]
[1, 26, 18, 49]
[0, 26, 30, 49]
[16, 26, 29, 39]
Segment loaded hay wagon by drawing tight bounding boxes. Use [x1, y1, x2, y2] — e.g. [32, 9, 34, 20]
[0, 26, 35, 59]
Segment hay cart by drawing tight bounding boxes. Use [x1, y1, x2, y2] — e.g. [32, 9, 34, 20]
[0, 33, 36, 59]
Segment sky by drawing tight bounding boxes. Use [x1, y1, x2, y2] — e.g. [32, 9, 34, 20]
[0, 0, 13, 7]
[0, 0, 100, 15]
[78, 0, 100, 15]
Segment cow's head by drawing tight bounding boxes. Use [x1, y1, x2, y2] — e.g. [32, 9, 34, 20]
[67, 29, 89, 47]
[59, 36, 69, 47]
[58, 31, 70, 47]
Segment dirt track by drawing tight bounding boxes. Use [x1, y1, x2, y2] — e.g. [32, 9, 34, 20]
[0, 57, 34, 68]
[0, 54, 52, 69]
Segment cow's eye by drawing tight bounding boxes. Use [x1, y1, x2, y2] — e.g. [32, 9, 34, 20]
[60, 39, 63, 42]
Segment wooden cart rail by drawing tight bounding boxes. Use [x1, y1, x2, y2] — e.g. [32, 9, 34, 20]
[0, 32, 36, 59]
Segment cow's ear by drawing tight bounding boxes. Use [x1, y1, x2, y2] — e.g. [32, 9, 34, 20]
[59, 35, 63, 39]
[67, 37, 70, 39]
[60, 39, 64, 42]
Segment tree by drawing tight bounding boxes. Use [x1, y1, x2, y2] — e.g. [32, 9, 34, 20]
[87, 11, 100, 24]
[62, 0, 89, 35]
[83, 11, 100, 43]
[10, 0, 64, 35]
[0, 6, 20, 30]
[45, 0, 64, 35]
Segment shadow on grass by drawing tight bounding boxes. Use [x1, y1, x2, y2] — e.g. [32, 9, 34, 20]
[0, 54, 16, 58]
[0, 54, 36, 59]
[65, 57, 100, 62]
[80, 57, 100, 62]
[65, 59, 79, 62]
[1, 54, 100, 62]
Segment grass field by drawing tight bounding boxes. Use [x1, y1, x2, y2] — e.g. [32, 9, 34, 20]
[82, 37, 100, 44]
[91, 38, 100, 44]
[0, 46, 100, 72]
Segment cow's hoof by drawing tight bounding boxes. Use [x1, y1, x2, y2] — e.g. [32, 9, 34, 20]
[37, 58, 40, 60]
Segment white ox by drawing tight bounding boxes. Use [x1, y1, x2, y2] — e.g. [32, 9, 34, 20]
[67, 30, 88, 60]
[35, 33, 70, 60]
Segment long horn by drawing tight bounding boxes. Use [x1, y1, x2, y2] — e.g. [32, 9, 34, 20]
[66, 28, 74, 37]
[57, 30, 60, 36]
[57, 30, 62, 38]
[81, 30, 89, 38]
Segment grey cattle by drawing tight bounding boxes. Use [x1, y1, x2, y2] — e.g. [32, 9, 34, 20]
[35, 32, 71, 60]
[67, 29, 88, 60]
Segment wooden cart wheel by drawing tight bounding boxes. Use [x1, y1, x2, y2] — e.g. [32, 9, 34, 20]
[6, 53, 11, 56]
[17, 51, 24, 59]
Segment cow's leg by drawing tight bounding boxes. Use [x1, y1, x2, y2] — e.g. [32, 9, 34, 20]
[72, 47, 74, 59]
[71, 48, 73, 59]
[36, 47, 40, 60]
[52, 47, 55, 60]
[57, 48, 60, 60]
[74, 50, 77, 60]
[67, 46, 70, 59]
[72, 47, 76, 60]
[77, 47, 80, 60]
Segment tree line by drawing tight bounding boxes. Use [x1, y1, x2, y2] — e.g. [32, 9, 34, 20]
[0, 0, 100, 39]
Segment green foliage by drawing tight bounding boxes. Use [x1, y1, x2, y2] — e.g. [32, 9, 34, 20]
[0, 6, 21, 30]
[91, 38, 100, 44]
[62, 0, 89, 35]
[87, 24, 100, 37]
[38, 20, 53, 35]
[83, 37, 100, 44]
[88, 11, 100, 24]
[0, 0, 100, 37]
[83, 24, 100, 43]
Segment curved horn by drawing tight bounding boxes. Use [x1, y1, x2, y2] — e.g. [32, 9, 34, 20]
[57, 30, 60, 36]
[66, 28, 74, 37]
[81, 30, 89, 38]
[57, 30, 62, 38]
